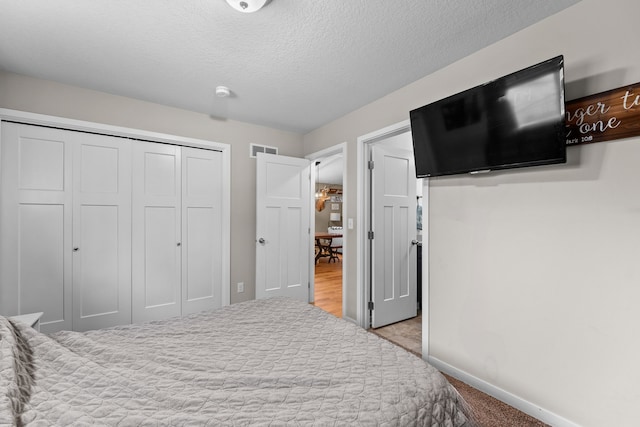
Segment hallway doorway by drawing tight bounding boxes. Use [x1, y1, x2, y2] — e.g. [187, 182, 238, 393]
[307, 143, 346, 318]
[312, 256, 342, 317]
[357, 120, 428, 357]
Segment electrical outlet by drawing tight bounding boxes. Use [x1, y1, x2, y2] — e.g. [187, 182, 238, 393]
[237, 282, 244, 293]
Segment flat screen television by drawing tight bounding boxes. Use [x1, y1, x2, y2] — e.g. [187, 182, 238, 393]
[410, 55, 566, 178]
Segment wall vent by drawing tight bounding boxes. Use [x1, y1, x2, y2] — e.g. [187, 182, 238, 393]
[250, 143, 278, 158]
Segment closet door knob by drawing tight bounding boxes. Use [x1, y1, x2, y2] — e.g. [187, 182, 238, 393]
[73, 247, 79, 252]
[177, 242, 181, 247]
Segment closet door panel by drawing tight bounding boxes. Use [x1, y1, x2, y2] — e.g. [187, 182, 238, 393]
[145, 151, 178, 196]
[143, 207, 179, 307]
[77, 205, 120, 317]
[182, 148, 224, 315]
[72, 133, 132, 331]
[80, 144, 119, 193]
[19, 136, 65, 191]
[19, 204, 66, 324]
[132, 142, 182, 323]
[1, 123, 73, 332]
[185, 207, 216, 301]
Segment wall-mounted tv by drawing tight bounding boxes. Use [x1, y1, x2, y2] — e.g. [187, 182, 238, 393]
[410, 55, 566, 178]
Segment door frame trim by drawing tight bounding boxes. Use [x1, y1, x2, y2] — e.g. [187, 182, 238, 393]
[356, 120, 430, 357]
[0, 108, 232, 307]
[0, 109, 230, 151]
[306, 142, 346, 317]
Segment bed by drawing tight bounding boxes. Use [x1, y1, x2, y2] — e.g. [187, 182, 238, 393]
[2, 297, 475, 426]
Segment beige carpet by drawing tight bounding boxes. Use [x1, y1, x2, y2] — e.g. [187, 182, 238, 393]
[369, 316, 548, 427]
[369, 312, 422, 355]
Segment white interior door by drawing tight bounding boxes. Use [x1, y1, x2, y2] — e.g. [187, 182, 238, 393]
[256, 152, 310, 301]
[132, 142, 182, 323]
[371, 145, 417, 328]
[72, 133, 132, 331]
[0, 123, 73, 332]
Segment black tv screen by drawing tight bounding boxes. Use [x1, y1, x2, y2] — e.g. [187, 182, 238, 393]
[410, 56, 566, 178]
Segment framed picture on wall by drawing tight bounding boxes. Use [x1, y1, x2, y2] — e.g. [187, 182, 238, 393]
[331, 203, 340, 210]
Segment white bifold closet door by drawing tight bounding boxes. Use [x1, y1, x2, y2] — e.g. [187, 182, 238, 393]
[180, 146, 224, 315]
[132, 142, 224, 323]
[0, 123, 132, 333]
[2, 122, 226, 333]
[1, 124, 73, 332]
[72, 132, 132, 332]
[132, 142, 182, 323]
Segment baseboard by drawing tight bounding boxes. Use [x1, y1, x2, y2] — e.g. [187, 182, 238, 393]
[428, 356, 582, 427]
[342, 314, 358, 325]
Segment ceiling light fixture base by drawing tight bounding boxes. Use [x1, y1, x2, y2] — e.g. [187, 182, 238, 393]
[225, 0, 268, 13]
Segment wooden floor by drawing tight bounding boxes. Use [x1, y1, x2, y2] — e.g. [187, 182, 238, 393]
[312, 255, 343, 318]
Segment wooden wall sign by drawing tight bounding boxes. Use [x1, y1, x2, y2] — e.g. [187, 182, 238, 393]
[565, 82, 640, 146]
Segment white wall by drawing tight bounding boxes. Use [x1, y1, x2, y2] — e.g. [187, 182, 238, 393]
[0, 71, 305, 304]
[430, 140, 640, 427]
[303, 0, 640, 425]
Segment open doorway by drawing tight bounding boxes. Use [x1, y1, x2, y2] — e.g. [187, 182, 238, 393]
[306, 144, 346, 318]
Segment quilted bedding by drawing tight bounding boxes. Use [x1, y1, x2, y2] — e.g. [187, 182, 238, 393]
[1, 297, 475, 426]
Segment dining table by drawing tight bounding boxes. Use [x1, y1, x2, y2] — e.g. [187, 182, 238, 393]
[314, 232, 342, 263]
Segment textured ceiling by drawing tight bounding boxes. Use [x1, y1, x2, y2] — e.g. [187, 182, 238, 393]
[0, 0, 580, 134]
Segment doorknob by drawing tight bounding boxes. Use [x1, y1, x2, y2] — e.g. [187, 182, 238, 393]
[411, 240, 419, 246]
[258, 238, 266, 244]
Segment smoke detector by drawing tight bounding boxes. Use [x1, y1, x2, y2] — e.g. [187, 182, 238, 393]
[215, 86, 231, 98]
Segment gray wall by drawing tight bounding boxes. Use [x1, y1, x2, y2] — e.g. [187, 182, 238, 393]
[0, 71, 304, 304]
[303, 0, 640, 425]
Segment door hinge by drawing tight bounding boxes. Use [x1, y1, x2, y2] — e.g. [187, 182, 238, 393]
[308, 282, 310, 289]
[368, 160, 374, 170]
[368, 230, 374, 240]
[368, 301, 374, 310]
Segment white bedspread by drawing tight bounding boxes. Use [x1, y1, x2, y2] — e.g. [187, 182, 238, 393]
[1, 297, 474, 426]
